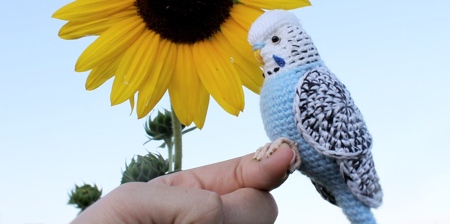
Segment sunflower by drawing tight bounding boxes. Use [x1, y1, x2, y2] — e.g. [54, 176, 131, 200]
[53, 0, 310, 128]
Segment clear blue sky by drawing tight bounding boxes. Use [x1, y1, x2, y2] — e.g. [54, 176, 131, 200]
[1, 0, 450, 223]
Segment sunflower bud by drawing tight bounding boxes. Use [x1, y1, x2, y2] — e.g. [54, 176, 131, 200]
[145, 109, 183, 141]
[121, 152, 169, 184]
[144, 109, 196, 147]
[68, 184, 102, 212]
[146, 110, 171, 140]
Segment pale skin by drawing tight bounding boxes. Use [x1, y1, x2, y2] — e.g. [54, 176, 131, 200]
[71, 143, 297, 224]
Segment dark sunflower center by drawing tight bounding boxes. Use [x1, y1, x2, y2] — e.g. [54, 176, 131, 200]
[135, 0, 233, 44]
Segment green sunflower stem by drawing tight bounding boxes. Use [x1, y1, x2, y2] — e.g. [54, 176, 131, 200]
[171, 107, 183, 171]
[166, 138, 174, 172]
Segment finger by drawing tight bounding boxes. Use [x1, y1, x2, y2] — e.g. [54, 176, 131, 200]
[221, 188, 277, 224]
[139, 184, 225, 224]
[72, 182, 225, 224]
[151, 143, 295, 194]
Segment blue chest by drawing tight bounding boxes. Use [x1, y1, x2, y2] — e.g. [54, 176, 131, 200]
[259, 62, 339, 179]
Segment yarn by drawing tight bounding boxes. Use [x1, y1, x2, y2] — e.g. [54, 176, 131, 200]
[251, 10, 383, 224]
[260, 63, 381, 224]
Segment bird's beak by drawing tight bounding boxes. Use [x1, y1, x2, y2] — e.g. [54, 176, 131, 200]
[253, 49, 264, 66]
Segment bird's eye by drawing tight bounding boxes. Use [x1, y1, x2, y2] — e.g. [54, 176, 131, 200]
[271, 36, 281, 44]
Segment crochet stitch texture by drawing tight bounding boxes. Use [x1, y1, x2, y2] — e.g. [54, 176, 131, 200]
[250, 10, 382, 224]
[260, 63, 377, 223]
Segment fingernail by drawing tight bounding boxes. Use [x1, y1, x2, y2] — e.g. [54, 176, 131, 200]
[290, 148, 297, 164]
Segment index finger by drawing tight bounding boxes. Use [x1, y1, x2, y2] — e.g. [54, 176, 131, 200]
[150, 143, 295, 195]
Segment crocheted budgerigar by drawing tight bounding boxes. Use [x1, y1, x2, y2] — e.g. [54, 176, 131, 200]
[248, 10, 383, 224]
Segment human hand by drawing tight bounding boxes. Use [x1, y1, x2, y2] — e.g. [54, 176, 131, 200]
[71, 144, 297, 224]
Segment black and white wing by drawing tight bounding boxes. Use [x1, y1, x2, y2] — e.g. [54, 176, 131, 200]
[294, 67, 371, 158]
[294, 67, 382, 208]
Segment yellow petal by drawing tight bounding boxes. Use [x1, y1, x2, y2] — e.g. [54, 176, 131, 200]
[221, 18, 258, 67]
[239, 0, 311, 10]
[236, 61, 263, 94]
[230, 4, 263, 31]
[137, 38, 176, 118]
[192, 40, 244, 115]
[169, 44, 203, 126]
[85, 54, 123, 90]
[192, 84, 209, 129]
[212, 34, 263, 94]
[111, 31, 160, 105]
[219, 18, 263, 93]
[59, 18, 108, 39]
[75, 16, 145, 72]
[58, 7, 136, 39]
[52, 0, 134, 22]
[129, 95, 135, 114]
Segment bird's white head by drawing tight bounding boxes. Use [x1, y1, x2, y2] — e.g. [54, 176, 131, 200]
[248, 10, 320, 78]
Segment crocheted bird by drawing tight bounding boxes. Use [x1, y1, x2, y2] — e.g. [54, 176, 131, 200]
[248, 10, 383, 224]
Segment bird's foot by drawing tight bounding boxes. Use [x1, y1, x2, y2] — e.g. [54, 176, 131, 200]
[253, 137, 301, 173]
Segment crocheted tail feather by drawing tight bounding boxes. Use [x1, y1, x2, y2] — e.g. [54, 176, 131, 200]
[295, 139, 377, 224]
[334, 188, 376, 224]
